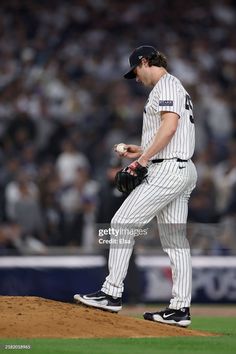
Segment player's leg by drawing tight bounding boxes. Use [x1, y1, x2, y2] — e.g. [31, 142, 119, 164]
[143, 195, 192, 326]
[157, 193, 192, 309]
[144, 164, 197, 325]
[74, 182, 158, 312]
[159, 162, 197, 310]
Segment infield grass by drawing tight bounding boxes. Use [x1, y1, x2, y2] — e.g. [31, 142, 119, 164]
[0, 317, 235, 354]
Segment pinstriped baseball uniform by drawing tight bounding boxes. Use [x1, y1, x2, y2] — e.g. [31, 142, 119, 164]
[102, 73, 197, 309]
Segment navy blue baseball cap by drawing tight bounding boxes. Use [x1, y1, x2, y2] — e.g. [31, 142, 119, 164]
[124, 45, 157, 79]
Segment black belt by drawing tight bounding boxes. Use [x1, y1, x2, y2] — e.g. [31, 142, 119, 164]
[152, 158, 188, 163]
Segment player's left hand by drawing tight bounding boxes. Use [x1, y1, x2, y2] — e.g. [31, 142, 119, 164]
[127, 160, 147, 176]
[115, 161, 148, 194]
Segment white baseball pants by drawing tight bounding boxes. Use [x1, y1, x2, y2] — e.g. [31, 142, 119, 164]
[101, 159, 197, 309]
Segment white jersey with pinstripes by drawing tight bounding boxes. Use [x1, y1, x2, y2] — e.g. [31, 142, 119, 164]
[141, 73, 195, 160]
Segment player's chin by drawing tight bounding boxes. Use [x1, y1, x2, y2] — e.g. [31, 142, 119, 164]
[142, 80, 151, 87]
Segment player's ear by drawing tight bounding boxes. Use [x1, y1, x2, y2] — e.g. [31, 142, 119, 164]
[142, 58, 149, 67]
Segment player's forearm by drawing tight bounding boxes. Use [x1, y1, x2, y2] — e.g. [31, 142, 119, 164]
[140, 129, 175, 162]
[138, 120, 177, 165]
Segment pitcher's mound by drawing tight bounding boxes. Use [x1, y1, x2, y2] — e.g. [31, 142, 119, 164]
[1, 296, 213, 338]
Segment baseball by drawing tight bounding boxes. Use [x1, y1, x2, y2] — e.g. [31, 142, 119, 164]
[115, 143, 127, 154]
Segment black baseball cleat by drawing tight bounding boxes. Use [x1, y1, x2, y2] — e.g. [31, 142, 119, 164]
[74, 290, 122, 312]
[143, 307, 191, 327]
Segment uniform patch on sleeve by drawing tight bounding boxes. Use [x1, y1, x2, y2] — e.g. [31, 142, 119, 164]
[159, 100, 173, 106]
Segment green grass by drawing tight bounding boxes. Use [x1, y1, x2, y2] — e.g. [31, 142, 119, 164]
[0, 317, 236, 354]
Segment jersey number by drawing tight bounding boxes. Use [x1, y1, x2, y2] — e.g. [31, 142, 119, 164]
[185, 94, 194, 123]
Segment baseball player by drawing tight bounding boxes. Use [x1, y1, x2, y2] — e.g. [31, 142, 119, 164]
[74, 45, 197, 327]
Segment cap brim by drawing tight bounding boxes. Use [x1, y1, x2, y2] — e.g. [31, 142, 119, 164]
[123, 65, 137, 79]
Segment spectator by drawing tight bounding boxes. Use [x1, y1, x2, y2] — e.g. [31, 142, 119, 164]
[56, 139, 89, 186]
[58, 166, 99, 246]
[213, 141, 236, 213]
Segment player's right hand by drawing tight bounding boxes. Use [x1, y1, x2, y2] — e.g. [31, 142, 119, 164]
[123, 145, 143, 159]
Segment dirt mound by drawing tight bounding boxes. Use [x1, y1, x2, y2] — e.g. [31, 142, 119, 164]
[0, 296, 213, 338]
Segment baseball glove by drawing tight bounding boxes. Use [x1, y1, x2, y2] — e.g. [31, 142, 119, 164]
[115, 161, 148, 194]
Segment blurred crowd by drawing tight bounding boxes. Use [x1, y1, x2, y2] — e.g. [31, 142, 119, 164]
[0, 0, 236, 255]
